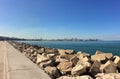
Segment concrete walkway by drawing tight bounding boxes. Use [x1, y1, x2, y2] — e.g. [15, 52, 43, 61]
[0, 41, 6, 79]
[0, 41, 51, 79]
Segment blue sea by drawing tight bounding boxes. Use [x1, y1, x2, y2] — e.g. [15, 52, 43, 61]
[18, 41, 120, 56]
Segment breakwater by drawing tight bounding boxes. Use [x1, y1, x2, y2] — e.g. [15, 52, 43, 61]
[9, 41, 120, 79]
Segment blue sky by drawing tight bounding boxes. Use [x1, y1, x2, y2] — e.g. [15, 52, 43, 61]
[0, 0, 120, 40]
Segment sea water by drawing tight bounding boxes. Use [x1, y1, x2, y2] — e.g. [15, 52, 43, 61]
[18, 41, 120, 56]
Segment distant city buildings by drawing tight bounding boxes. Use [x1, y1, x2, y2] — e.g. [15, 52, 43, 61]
[0, 36, 100, 41]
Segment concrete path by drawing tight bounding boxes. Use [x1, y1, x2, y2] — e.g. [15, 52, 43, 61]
[0, 41, 6, 79]
[0, 41, 51, 79]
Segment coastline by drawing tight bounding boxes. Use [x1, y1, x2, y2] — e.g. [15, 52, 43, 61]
[8, 41, 120, 79]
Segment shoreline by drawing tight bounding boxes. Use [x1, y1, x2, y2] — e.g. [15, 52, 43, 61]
[8, 41, 120, 79]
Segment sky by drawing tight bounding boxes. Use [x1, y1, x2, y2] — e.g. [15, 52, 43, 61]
[0, 0, 120, 40]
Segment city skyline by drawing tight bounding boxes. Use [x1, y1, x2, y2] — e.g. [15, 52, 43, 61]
[0, 0, 120, 40]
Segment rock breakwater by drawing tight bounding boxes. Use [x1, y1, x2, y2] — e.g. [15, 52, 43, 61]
[8, 41, 120, 79]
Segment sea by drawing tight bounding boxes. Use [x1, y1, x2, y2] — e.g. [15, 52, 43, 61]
[18, 41, 120, 56]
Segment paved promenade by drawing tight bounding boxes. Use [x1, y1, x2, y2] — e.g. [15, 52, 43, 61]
[0, 41, 6, 79]
[0, 41, 51, 79]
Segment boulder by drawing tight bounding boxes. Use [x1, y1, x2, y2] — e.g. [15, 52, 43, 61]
[45, 48, 58, 53]
[36, 48, 45, 54]
[82, 56, 91, 62]
[91, 54, 107, 63]
[71, 64, 86, 76]
[30, 53, 34, 57]
[55, 55, 74, 63]
[28, 56, 32, 60]
[58, 49, 75, 55]
[26, 47, 35, 54]
[33, 45, 40, 49]
[95, 50, 113, 59]
[95, 73, 120, 79]
[47, 53, 55, 58]
[23, 51, 27, 55]
[32, 57, 36, 63]
[100, 60, 117, 73]
[57, 61, 73, 74]
[29, 48, 34, 53]
[55, 55, 69, 63]
[114, 56, 120, 69]
[44, 66, 61, 78]
[36, 54, 49, 64]
[71, 60, 91, 75]
[57, 76, 75, 79]
[57, 75, 93, 79]
[39, 60, 54, 68]
[104, 53, 113, 59]
[70, 56, 79, 66]
[75, 75, 93, 79]
[77, 60, 91, 68]
[25, 52, 31, 58]
[33, 51, 37, 56]
[91, 53, 113, 63]
[76, 52, 90, 59]
[58, 49, 66, 55]
[65, 49, 75, 54]
[89, 60, 101, 76]
[95, 50, 104, 55]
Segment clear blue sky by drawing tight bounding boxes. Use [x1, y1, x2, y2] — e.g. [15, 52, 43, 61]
[0, 0, 120, 40]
